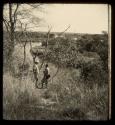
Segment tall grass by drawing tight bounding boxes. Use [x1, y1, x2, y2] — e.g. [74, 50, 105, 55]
[3, 43, 109, 120]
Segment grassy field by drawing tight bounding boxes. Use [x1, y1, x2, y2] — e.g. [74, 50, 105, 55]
[3, 42, 109, 120]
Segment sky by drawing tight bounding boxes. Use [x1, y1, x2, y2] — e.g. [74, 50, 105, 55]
[4, 4, 109, 34]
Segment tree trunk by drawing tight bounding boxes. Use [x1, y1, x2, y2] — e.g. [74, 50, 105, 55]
[30, 41, 32, 50]
[9, 3, 15, 61]
[23, 43, 26, 67]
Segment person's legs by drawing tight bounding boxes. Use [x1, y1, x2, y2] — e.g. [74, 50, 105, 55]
[41, 78, 44, 88]
[34, 71, 38, 88]
[33, 71, 36, 80]
[35, 79, 38, 88]
[45, 79, 48, 88]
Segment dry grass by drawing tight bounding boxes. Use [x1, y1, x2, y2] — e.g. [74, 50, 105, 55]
[3, 43, 109, 120]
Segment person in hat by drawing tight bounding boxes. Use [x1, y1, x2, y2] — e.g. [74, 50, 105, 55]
[33, 57, 40, 88]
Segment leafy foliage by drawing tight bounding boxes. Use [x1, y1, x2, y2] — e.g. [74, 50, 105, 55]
[38, 34, 108, 86]
[77, 34, 108, 71]
[3, 32, 13, 71]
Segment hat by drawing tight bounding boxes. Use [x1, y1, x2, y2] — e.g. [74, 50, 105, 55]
[35, 61, 38, 64]
[46, 64, 48, 67]
[35, 58, 39, 63]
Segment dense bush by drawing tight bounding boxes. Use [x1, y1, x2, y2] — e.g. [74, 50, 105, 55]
[9, 46, 31, 78]
[3, 32, 12, 71]
[80, 59, 108, 86]
[32, 34, 108, 87]
[3, 31, 109, 120]
[77, 34, 108, 71]
[43, 35, 108, 86]
[96, 34, 108, 71]
[40, 38, 79, 67]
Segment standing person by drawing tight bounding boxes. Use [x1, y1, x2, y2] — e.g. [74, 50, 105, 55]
[41, 64, 50, 88]
[33, 57, 40, 88]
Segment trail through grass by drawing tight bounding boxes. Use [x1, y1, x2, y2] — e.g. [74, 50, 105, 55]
[3, 43, 108, 120]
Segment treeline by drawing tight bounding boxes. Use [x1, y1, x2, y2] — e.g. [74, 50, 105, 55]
[4, 30, 103, 43]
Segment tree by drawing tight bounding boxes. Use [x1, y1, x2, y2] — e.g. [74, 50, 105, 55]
[19, 22, 28, 68]
[30, 25, 71, 83]
[102, 30, 108, 35]
[3, 3, 43, 68]
[3, 3, 19, 62]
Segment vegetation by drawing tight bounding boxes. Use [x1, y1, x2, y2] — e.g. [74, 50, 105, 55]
[3, 3, 110, 120]
[3, 30, 109, 120]
[39, 33, 108, 86]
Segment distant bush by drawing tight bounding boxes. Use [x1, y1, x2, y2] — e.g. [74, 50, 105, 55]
[77, 34, 108, 71]
[96, 35, 108, 71]
[80, 59, 108, 86]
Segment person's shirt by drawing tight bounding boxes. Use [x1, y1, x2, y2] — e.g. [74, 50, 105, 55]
[47, 67, 50, 73]
[33, 63, 39, 74]
[43, 67, 49, 76]
[36, 64, 39, 74]
[35, 57, 39, 63]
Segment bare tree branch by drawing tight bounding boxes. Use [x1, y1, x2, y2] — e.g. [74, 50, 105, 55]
[13, 3, 19, 22]
[46, 26, 52, 46]
[3, 19, 10, 34]
[13, 4, 20, 30]
[9, 3, 12, 26]
[3, 18, 11, 28]
[48, 26, 70, 81]
[29, 4, 43, 9]
[49, 65, 60, 83]
[58, 25, 71, 36]
[3, 18, 10, 31]
[39, 26, 52, 70]
[3, 18, 12, 40]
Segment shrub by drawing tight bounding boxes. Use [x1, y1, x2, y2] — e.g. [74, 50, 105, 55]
[3, 33, 12, 71]
[9, 45, 31, 77]
[77, 33, 108, 72]
[80, 59, 108, 86]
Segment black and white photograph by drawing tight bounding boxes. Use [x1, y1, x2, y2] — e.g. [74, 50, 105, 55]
[3, 3, 111, 120]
